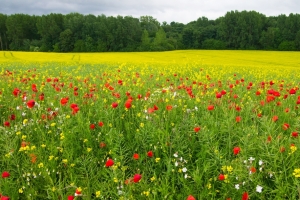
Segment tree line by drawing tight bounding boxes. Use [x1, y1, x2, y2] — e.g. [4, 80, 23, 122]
[0, 10, 300, 52]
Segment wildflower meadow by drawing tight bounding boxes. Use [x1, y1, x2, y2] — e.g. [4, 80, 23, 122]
[0, 50, 300, 199]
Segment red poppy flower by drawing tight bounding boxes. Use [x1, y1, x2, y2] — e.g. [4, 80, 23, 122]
[292, 132, 299, 138]
[39, 93, 44, 101]
[218, 174, 225, 181]
[27, 99, 35, 108]
[242, 192, 249, 200]
[60, 97, 69, 105]
[98, 122, 104, 127]
[125, 101, 131, 109]
[0, 196, 10, 200]
[266, 95, 275, 102]
[233, 147, 240, 155]
[250, 166, 256, 173]
[235, 106, 241, 112]
[256, 91, 261, 95]
[133, 153, 139, 160]
[30, 153, 37, 163]
[68, 196, 75, 200]
[272, 116, 278, 122]
[9, 114, 15, 120]
[70, 103, 78, 109]
[194, 127, 200, 133]
[186, 195, 196, 200]
[207, 105, 214, 111]
[12, 88, 21, 97]
[290, 88, 296, 95]
[72, 106, 79, 115]
[105, 159, 114, 167]
[3, 121, 10, 127]
[236, 116, 241, 123]
[148, 108, 155, 113]
[280, 146, 285, 153]
[166, 105, 173, 111]
[90, 124, 95, 130]
[31, 84, 38, 92]
[221, 90, 227, 95]
[99, 142, 106, 148]
[2, 171, 10, 178]
[282, 123, 290, 130]
[153, 105, 159, 110]
[111, 102, 118, 108]
[147, 151, 153, 158]
[133, 174, 142, 183]
[216, 93, 222, 98]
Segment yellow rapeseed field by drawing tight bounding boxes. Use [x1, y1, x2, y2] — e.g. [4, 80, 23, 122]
[1, 50, 299, 68]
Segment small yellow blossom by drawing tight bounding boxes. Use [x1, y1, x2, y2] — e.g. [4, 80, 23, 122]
[41, 144, 46, 148]
[23, 119, 28, 125]
[143, 191, 150, 196]
[49, 155, 54, 160]
[290, 146, 297, 154]
[206, 183, 212, 189]
[155, 158, 160, 163]
[227, 166, 233, 173]
[150, 176, 156, 182]
[293, 168, 300, 178]
[19, 188, 24, 193]
[96, 191, 101, 198]
[50, 123, 56, 127]
[38, 163, 44, 168]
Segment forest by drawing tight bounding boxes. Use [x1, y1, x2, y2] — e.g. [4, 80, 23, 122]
[0, 10, 300, 52]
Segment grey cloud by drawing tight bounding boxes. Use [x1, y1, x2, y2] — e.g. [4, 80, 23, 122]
[1, 0, 299, 23]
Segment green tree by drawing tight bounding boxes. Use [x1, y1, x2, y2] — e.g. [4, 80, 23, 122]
[152, 27, 168, 51]
[0, 14, 8, 50]
[278, 41, 296, 51]
[59, 29, 73, 52]
[140, 16, 160, 37]
[6, 14, 39, 50]
[140, 29, 150, 51]
[37, 13, 64, 51]
[295, 30, 300, 50]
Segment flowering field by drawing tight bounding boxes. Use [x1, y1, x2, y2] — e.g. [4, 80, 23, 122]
[0, 50, 300, 200]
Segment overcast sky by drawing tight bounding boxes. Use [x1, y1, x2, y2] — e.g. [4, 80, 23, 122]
[1, 0, 299, 23]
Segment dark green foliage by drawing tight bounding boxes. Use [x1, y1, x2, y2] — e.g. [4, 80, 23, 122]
[202, 39, 226, 49]
[278, 41, 296, 51]
[0, 11, 299, 52]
